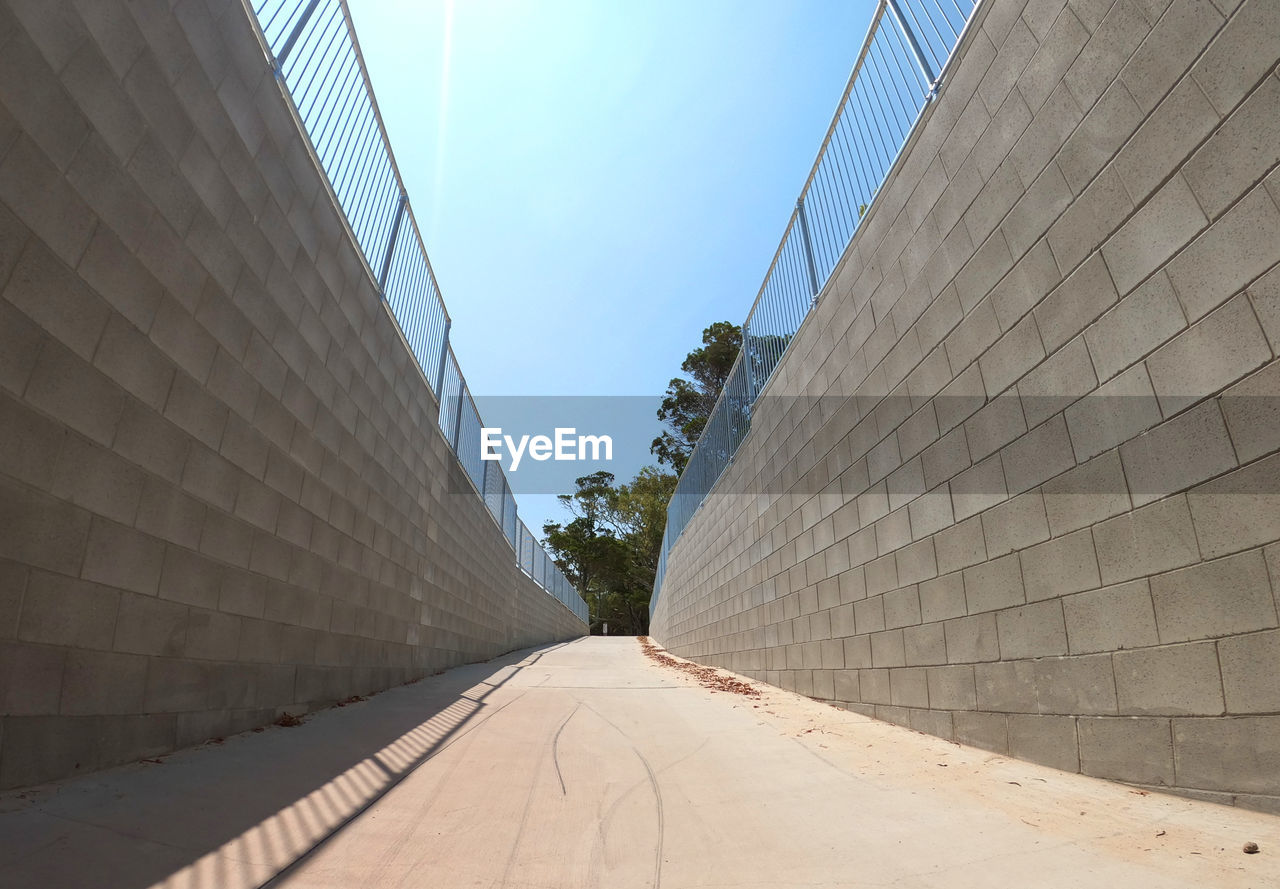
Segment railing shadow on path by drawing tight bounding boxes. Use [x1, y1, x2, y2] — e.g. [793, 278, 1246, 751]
[0, 640, 576, 889]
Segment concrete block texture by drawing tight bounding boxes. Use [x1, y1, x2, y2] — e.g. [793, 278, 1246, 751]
[1078, 717, 1175, 786]
[0, 0, 584, 788]
[1009, 714, 1080, 772]
[652, 0, 1280, 810]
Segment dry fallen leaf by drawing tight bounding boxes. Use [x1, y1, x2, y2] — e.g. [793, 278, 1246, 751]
[637, 637, 761, 698]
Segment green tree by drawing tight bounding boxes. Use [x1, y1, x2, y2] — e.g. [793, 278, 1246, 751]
[613, 466, 677, 582]
[651, 321, 741, 474]
[543, 467, 677, 635]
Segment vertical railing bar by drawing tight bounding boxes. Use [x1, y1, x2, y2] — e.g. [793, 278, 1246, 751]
[810, 163, 840, 274]
[800, 182, 828, 278]
[910, 0, 952, 70]
[403, 250, 425, 357]
[787, 222, 809, 317]
[818, 151, 851, 273]
[813, 172, 839, 281]
[392, 228, 414, 310]
[931, 0, 961, 39]
[770, 245, 788, 348]
[343, 122, 390, 230]
[764, 278, 779, 379]
[323, 69, 369, 168]
[292, 6, 344, 104]
[313, 63, 362, 160]
[260, 0, 291, 39]
[377, 194, 407, 293]
[450, 361, 465, 450]
[401, 253, 420, 356]
[877, 47, 915, 157]
[865, 33, 912, 137]
[434, 319, 452, 405]
[349, 157, 393, 248]
[883, 8, 930, 97]
[847, 77, 883, 181]
[775, 226, 794, 332]
[370, 168, 402, 256]
[826, 109, 862, 231]
[290, 3, 338, 91]
[779, 223, 795, 316]
[324, 94, 368, 193]
[853, 72, 892, 174]
[366, 180, 401, 271]
[883, 23, 927, 124]
[352, 160, 393, 249]
[754, 292, 771, 391]
[424, 296, 441, 383]
[333, 106, 378, 204]
[274, 0, 323, 69]
[842, 92, 879, 208]
[421, 281, 437, 375]
[881, 16, 928, 106]
[894, 0, 939, 72]
[311, 54, 363, 161]
[886, 0, 938, 88]
[795, 223, 811, 316]
[835, 112, 870, 229]
[299, 32, 356, 124]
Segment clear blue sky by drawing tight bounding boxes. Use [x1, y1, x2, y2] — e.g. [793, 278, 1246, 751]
[346, 0, 875, 534]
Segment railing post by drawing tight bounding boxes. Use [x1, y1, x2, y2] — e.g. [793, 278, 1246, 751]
[795, 198, 821, 303]
[885, 0, 937, 91]
[377, 194, 408, 294]
[481, 459, 494, 516]
[434, 318, 451, 410]
[274, 0, 323, 72]
[450, 383, 466, 452]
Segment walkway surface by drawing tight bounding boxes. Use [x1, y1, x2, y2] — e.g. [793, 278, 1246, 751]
[1, 637, 1276, 888]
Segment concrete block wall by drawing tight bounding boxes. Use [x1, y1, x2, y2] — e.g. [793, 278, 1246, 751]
[651, 0, 1280, 812]
[0, 0, 583, 789]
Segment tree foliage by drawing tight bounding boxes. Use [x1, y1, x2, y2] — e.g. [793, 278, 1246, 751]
[650, 321, 741, 474]
[544, 323, 742, 634]
[542, 468, 676, 635]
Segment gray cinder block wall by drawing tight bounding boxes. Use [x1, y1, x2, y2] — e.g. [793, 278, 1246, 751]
[0, 0, 583, 789]
[651, 0, 1280, 812]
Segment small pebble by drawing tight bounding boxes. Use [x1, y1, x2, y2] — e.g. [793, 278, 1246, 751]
[1243, 841, 1259, 854]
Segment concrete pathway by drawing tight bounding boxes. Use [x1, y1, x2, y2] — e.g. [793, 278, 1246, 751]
[1, 637, 1276, 888]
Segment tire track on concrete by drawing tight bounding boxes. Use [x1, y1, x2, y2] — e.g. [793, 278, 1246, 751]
[637, 749, 666, 889]
[580, 701, 667, 889]
[552, 704, 581, 796]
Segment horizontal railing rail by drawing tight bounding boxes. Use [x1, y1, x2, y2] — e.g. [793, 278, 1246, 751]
[653, 0, 983, 617]
[247, 0, 588, 625]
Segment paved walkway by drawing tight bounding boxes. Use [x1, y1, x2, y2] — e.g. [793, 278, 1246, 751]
[1, 637, 1276, 888]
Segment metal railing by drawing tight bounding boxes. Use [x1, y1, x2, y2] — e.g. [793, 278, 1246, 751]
[247, 0, 588, 626]
[652, 0, 983, 616]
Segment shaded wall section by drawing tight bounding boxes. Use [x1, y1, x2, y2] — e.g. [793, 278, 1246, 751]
[651, 0, 1280, 812]
[0, 0, 584, 789]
